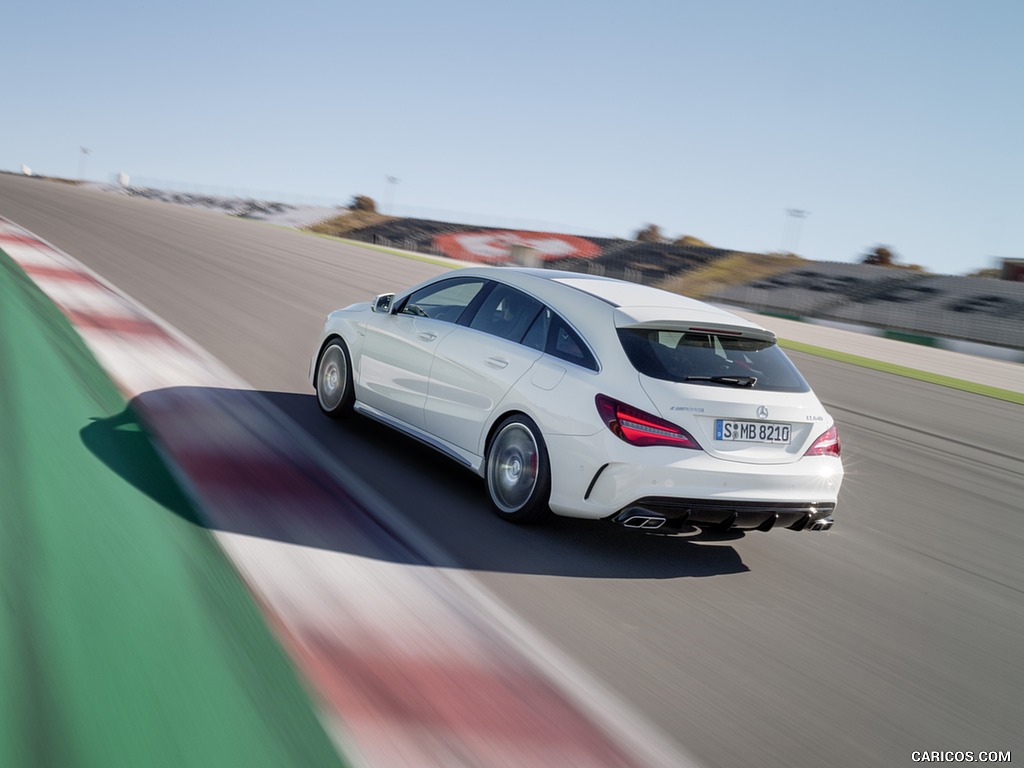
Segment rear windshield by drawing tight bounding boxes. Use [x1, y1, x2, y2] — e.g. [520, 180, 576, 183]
[617, 329, 810, 392]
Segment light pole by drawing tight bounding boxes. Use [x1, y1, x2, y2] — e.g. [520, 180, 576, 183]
[79, 146, 91, 180]
[782, 208, 809, 254]
[384, 175, 400, 214]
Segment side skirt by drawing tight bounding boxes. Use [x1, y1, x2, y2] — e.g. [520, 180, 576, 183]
[353, 402, 485, 474]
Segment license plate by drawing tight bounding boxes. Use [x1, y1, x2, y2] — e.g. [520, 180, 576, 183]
[715, 420, 791, 444]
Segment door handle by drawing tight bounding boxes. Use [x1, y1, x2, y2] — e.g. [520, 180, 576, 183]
[419, 332, 437, 341]
[485, 356, 509, 369]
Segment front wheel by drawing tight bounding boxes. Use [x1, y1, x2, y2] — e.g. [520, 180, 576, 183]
[315, 338, 355, 418]
[485, 415, 551, 523]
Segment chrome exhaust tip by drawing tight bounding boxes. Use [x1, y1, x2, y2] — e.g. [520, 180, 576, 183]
[808, 516, 834, 531]
[616, 508, 668, 530]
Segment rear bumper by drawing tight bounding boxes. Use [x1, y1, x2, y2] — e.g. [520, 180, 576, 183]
[612, 497, 835, 531]
[544, 432, 843, 525]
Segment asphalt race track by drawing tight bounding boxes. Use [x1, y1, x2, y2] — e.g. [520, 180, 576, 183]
[3, 175, 1021, 767]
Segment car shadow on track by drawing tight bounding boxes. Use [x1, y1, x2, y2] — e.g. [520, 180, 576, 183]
[80, 408, 204, 527]
[82, 387, 748, 579]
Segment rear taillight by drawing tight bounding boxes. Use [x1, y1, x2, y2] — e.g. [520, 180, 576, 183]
[595, 394, 702, 449]
[804, 424, 841, 457]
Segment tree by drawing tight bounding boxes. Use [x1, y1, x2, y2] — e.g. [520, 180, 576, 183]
[348, 194, 377, 213]
[673, 234, 710, 248]
[862, 245, 895, 266]
[635, 224, 664, 243]
[860, 245, 928, 272]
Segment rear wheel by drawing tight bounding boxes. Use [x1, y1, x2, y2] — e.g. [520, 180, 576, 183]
[315, 338, 354, 418]
[485, 415, 551, 523]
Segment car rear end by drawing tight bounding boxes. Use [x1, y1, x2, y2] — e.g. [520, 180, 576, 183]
[572, 308, 843, 532]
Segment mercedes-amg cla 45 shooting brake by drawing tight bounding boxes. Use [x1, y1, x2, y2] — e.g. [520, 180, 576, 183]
[311, 267, 843, 532]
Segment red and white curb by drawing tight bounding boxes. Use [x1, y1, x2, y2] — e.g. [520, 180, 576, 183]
[0, 217, 694, 767]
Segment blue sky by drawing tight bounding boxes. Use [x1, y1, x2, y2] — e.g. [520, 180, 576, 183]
[4, 0, 1021, 275]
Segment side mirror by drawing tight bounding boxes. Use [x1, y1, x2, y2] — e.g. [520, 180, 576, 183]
[371, 293, 395, 314]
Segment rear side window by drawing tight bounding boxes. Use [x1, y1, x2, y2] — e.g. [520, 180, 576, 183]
[525, 308, 598, 371]
[468, 284, 543, 342]
[617, 329, 809, 392]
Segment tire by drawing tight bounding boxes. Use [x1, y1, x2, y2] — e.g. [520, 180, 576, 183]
[485, 415, 551, 523]
[315, 338, 355, 418]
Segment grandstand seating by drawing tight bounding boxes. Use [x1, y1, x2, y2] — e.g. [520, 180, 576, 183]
[710, 263, 921, 316]
[342, 219, 730, 284]
[341, 218, 472, 256]
[711, 263, 1024, 349]
[819, 274, 1024, 349]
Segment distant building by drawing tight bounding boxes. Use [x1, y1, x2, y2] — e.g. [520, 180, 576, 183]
[1001, 259, 1024, 282]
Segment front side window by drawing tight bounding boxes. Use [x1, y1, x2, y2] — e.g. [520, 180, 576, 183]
[618, 329, 809, 392]
[399, 277, 487, 323]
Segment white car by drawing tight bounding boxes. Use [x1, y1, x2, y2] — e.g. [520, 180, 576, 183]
[311, 267, 843, 531]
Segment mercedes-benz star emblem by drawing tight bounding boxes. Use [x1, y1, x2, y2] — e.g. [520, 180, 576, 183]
[757, 405, 770, 419]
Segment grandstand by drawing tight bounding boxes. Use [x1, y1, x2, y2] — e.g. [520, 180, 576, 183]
[818, 273, 1024, 349]
[710, 262, 1024, 350]
[710, 262, 921, 316]
[339, 217, 731, 285]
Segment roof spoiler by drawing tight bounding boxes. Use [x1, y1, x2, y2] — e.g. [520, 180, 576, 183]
[617, 320, 777, 343]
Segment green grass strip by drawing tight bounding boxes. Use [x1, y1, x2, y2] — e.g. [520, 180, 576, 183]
[780, 338, 1024, 405]
[0, 250, 347, 768]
